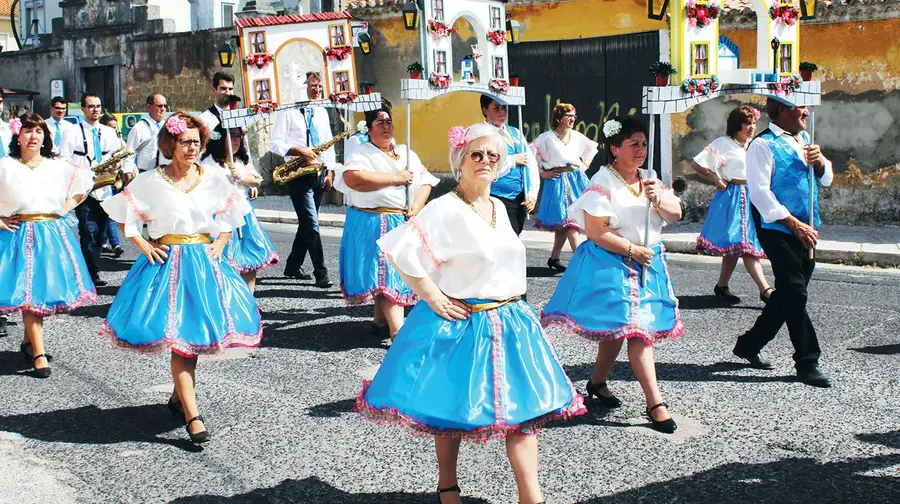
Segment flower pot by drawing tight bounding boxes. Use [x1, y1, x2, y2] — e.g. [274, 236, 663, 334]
[409, 70, 422, 80]
[655, 75, 670, 86]
[363, 87, 374, 95]
[800, 69, 813, 82]
[510, 77, 520, 86]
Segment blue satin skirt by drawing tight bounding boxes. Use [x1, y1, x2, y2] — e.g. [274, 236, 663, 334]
[356, 299, 586, 442]
[101, 243, 262, 357]
[339, 207, 416, 306]
[226, 209, 280, 273]
[0, 219, 96, 316]
[535, 170, 587, 231]
[541, 242, 685, 345]
[696, 184, 765, 258]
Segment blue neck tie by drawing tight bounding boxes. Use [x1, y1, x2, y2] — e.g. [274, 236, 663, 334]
[55, 123, 62, 146]
[0, 134, 6, 159]
[306, 109, 320, 147]
[92, 128, 104, 163]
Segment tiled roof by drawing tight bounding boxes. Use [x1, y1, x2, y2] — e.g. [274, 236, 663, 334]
[0, 0, 15, 19]
[235, 11, 352, 28]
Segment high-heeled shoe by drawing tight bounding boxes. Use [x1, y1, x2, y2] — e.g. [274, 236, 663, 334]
[547, 258, 567, 272]
[760, 287, 774, 304]
[646, 403, 677, 433]
[20, 341, 53, 362]
[185, 415, 210, 444]
[437, 484, 460, 503]
[585, 380, 622, 408]
[166, 397, 183, 418]
[31, 354, 51, 379]
[713, 285, 741, 304]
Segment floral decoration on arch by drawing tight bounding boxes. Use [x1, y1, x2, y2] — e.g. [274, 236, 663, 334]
[686, 0, 720, 29]
[681, 75, 720, 96]
[250, 102, 278, 115]
[769, 75, 802, 95]
[429, 72, 451, 89]
[489, 78, 509, 94]
[427, 20, 456, 40]
[324, 46, 353, 61]
[486, 30, 506, 46]
[329, 92, 358, 105]
[244, 53, 274, 69]
[769, 1, 799, 26]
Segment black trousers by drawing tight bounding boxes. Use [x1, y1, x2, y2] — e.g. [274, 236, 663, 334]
[495, 192, 527, 236]
[74, 197, 110, 280]
[735, 209, 821, 369]
[284, 173, 326, 275]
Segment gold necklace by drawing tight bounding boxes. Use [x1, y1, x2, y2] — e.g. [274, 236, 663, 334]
[452, 186, 496, 228]
[158, 164, 204, 194]
[553, 128, 571, 145]
[729, 136, 748, 150]
[23, 156, 44, 169]
[607, 164, 643, 198]
[379, 145, 400, 161]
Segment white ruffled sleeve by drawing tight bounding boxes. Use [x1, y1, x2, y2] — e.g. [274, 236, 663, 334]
[377, 202, 446, 279]
[64, 164, 95, 199]
[568, 170, 617, 229]
[408, 150, 440, 190]
[333, 150, 371, 194]
[101, 181, 151, 238]
[211, 174, 247, 234]
[578, 132, 600, 164]
[693, 137, 726, 174]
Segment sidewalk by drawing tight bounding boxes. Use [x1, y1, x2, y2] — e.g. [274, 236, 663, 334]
[253, 197, 900, 267]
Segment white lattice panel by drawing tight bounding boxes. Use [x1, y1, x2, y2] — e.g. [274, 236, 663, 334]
[221, 93, 384, 129]
[642, 81, 821, 115]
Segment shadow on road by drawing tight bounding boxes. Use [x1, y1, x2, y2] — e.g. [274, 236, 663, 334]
[0, 350, 29, 376]
[259, 306, 389, 353]
[169, 476, 491, 503]
[564, 361, 797, 384]
[0, 403, 201, 452]
[69, 302, 112, 319]
[858, 429, 900, 449]
[526, 266, 565, 278]
[254, 288, 343, 301]
[306, 398, 356, 418]
[849, 343, 900, 355]
[678, 295, 763, 311]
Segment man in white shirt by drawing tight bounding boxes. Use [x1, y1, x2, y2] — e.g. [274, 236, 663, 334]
[46, 96, 76, 155]
[59, 93, 137, 287]
[199, 71, 237, 139]
[270, 71, 335, 288]
[126, 93, 168, 172]
[734, 97, 833, 388]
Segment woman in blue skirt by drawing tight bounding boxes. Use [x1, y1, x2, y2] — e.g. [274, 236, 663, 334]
[532, 103, 598, 273]
[356, 124, 584, 504]
[334, 106, 438, 339]
[0, 113, 96, 378]
[692, 105, 773, 304]
[100, 113, 262, 444]
[541, 117, 684, 433]
[201, 126, 279, 292]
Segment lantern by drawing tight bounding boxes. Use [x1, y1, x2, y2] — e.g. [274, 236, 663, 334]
[358, 31, 372, 55]
[799, 0, 817, 20]
[402, 1, 420, 31]
[647, 0, 670, 21]
[217, 41, 236, 68]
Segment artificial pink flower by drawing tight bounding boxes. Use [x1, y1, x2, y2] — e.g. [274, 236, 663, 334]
[448, 126, 467, 149]
[8, 117, 22, 136]
[165, 116, 188, 136]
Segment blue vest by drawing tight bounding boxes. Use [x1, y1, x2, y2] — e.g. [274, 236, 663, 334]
[490, 124, 529, 200]
[756, 129, 821, 235]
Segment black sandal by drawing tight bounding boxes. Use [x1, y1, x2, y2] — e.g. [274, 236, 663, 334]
[437, 484, 460, 502]
[31, 354, 51, 379]
[585, 380, 622, 408]
[646, 403, 677, 433]
[547, 258, 567, 273]
[20, 341, 53, 362]
[713, 285, 741, 304]
[185, 415, 210, 444]
[760, 287, 775, 304]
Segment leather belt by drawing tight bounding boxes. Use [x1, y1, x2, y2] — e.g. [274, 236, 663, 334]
[728, 179, 747, 185]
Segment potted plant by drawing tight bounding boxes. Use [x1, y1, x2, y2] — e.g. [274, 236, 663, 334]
[649, 61, 677, 86]
[509, 73, 520, 87]
[407, 62, 424, 80]
[360, 81, 375, 94]
[799, 62, 818, 82]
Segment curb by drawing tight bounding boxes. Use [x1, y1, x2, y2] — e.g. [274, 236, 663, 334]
[255, 209, 900, 268]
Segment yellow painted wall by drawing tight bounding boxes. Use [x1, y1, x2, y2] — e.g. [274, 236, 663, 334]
[0, 18, 18, 52]
[367, 0, 665, 172]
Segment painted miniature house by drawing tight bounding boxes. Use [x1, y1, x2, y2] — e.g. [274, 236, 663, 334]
[718, 35, 739, 73]
[669, 0, 722, 84]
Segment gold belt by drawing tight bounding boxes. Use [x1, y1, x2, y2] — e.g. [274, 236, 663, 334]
[728, 179, 747, 185]
[354, 206, 406, 214]
[18, 214, 60, 221]
[156, 233, 212, 245]
[466, 296, 522, 313]
[550, 165, 577, 172]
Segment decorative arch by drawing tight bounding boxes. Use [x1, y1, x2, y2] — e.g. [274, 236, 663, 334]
[273, 37, 331, 102]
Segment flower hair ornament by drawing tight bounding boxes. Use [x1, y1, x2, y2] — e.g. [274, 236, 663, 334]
[750, 108, 761, 121]
[357, 120, 368, 135]
[209, 130, 222, 141]
[165, 115, 188, 136]
[8, 117, 22, 136]
[603, 119, 622, 139]
[448, 126, 467, 149]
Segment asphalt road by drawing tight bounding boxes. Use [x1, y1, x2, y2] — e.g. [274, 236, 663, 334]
[0, 222, 898, 504]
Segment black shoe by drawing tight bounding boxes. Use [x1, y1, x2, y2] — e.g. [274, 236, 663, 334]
[646, 402, 677, 433]
[0, 316, 8, 337]
[547, 258, 566, 272]
[760, 287, 774, 304]
[284, 268, 313, 280]
[30, 354, 51, 379]
[714, 285, 741, 304]
[113, 246, 125, 258]
[585, 380, 622, 408]
[370, 323, 390, 339]
[732, 346, 773, 370]
[92, 276, 108, 287]
[20, 341, 53, 363]
[314, 274, 333, 289]
[797, 366, 832, 388]
[437, 484, 460, 503]
[166, 397, 183, 419]
[185, 415, 210, 444]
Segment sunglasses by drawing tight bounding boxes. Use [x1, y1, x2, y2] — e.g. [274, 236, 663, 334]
[467, 150, 500, 164]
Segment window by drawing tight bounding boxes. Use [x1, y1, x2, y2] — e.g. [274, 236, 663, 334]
[0, 34, 8, 52]
[334, 71, 350, 93]
[692, 43, 709, 76]
[433, 0, 444, 21]
[250, 32, 267, 54]
[493, 56, 505, 79]
[222, 3, 235, 28]
[434, 50, 447, 75]
[254, 79, 272, 102]
[330, 24, 347, 47]
[779, 43, 793, 74]
[490, 6, 502, 30]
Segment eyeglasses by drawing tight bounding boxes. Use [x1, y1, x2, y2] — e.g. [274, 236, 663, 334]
[467, 150, 500, 164]
[84, 104, 102, 109]
[52, 106, 68, 112]
[564, 113, 577, 119]
[153, 104, 169, 109]
[178, 139, 202, 149]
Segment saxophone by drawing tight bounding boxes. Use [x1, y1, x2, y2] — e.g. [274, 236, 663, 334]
[91, 146, 135, 191]
[272, 115, 353, 185]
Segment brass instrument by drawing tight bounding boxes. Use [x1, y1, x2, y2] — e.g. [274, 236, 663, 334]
[272, 115, 353, 185]
[91, 147, 134, 191]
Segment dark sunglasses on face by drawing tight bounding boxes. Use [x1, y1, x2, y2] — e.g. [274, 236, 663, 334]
[467, 150, 500, 164]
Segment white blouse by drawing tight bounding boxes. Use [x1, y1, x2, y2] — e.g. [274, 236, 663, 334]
[532, 129, 599, 171]
[568, 166, 674, 246]
[336, 142, 440, 209]
[0, 157, 94, 217]
[101, 166, 245, 240]
[377, 193, 526, 300]
[200, 155, 257, 215]
[693, 136, 748, 181]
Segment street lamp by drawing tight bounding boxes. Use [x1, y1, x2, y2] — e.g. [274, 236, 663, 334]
[799, 0, 817, 20]
[771, 38, 781, 76]
[506, 17, 521, 44]
[402, 1, 420, 31]
[217, 41, 236, 68]
[647, 0, 670, 21]
[358, 31, 372, 55]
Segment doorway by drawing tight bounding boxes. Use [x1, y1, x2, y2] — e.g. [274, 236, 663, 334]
[83, 65, 118, 112]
